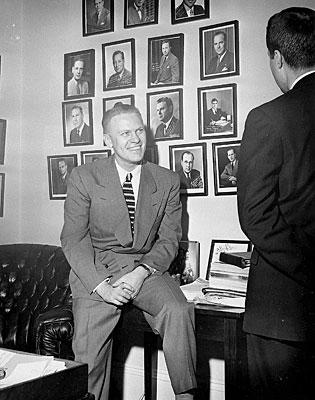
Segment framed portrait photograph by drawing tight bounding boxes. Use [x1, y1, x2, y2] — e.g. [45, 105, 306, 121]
[0, 119, 7, 165]
[147, 88, 183, 142]
[171, 0, 210, 25]
[82, 0, 114, 36]
[47, 154, 78, 200]
[62, 99, 94, 147]
[64, 49, 95, 100]
[102, 39, 136, 91]
[200, 20, 239, 81]
[80, 149, 112, 164]
[0, 173, 5, 217]
[169, 142, 208, 196]
[103, 94, 135, 114]
[124, 0, 158, 29]
[212, 140, 241, 196]
[169, 240, 200, 285]
[206, 239, 252, 279]
[198, 83, 237, 140]
[148, 33, 184, 89]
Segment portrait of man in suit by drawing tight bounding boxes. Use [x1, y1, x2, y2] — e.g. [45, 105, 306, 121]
[84, 0, 112, 35]
[155, 96, 181, 139]
[175, 0, 205, 19]
[177, 151, 203, 190]
[53, 158, 70, 195]
[67, 58, 89, 97]
[207, 30, 234, 75]
[107, 50, 133, 89]
[220, 148, 238, 187]
[48, 155, 77, 200]
[153, 39, 179, 85]
[69, 105, 92, 145]
[126, 0, 155, 26]
[61, 103, 197, 400]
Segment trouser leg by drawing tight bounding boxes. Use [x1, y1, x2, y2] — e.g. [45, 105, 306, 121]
[133, 272, 197, 394]
[72, 298, 121, 400]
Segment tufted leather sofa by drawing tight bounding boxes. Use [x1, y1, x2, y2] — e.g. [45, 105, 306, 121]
[0, 243, 75, 360]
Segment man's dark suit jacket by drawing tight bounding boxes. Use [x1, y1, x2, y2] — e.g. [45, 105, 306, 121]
[204, 107, 227, 126]
[70, 123, 92, 144]
[238, 72, 315, 342]
[155, 116, 181, 138]
[175, 3, 204, 19]
[207, 50, 234, 75]
[178, 168, 203, 189]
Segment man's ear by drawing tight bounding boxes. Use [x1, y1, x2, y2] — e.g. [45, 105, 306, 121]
[103, 133, 112, 148]
[274, 50, 284, 69]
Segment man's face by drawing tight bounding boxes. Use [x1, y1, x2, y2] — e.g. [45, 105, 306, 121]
[162, 42, 170, 57]
[72, 108, 84, 129]
[211, 100, 218, 111]
[134, 0, 145, 7]
[227, 150, 236, 162]
[94, 0, 104, 13]
[104, 112, 146, 170]
[213, 33, 226, 56]
[113, 53, 124, 74]
[72, 60, 84, 81]
[181, 154, 194, 174]
[58, 161, 67, 175]
[156, 101, 172, 123]
[183, 0, 196, 7]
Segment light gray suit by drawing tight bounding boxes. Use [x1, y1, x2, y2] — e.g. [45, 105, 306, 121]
[61, 156, 196, 400]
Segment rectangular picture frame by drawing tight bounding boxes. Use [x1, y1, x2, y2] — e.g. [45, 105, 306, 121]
[169, 240, 200, 285]
[102, 38, 136, 91]
[206, 239, 252, 279]
[148, 33, 184, 89]
[124, 0, 159, 29]
[171, 0, 210, 25]
[103, 94, 135, 114]
[62, 99, 94, 147]
[169, 142, 208, 196]
[0, 173, 5, 217]
[200, 20, 239, 81]
[47, 154, 78, 200]
[80, 149, 112, 164]
[212, 140, 241, 196]
[198, 83, 237, 140]
[0, 119, 7, 165]
[82, 0, 114, 37]
[64, 48, 95, 100]
[147, 88, 183, 143]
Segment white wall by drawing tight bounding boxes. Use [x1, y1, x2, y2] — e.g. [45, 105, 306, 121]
[2, 0, 314, 277]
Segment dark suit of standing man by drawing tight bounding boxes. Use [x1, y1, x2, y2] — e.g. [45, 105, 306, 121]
[175, 0, 204, 19]
[154, 40, 180, 84]
[237, 7, 315, 400]
[61, 104, 196, 400]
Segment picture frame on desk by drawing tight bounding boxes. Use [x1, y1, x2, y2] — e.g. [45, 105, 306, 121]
[171, 0, 210, 25]
[47, 154, 78, 200]
[0, 119, 7, 165]
[212, 140, 241, 196]
[169, 240, 200, 285]
[198, 83, 237, 140]
[82, 0, 114, 37]
[0, 173, 5, 217]
[124, 0, 158, 29]
[206, 239, 252, 279]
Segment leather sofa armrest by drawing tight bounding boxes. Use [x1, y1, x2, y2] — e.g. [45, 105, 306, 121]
[33, 305, 75, 360]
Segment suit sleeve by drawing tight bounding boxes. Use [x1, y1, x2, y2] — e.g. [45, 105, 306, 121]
[237, 108, 309, 287]
[60, 168, 106, 294]
[171, 57, 180, 83]
[138, 173, 182, 272]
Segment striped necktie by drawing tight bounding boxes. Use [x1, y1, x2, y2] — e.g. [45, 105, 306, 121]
[122, 173, 135, 234]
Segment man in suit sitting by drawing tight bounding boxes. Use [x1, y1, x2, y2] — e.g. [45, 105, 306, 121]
[155, 96, 181, 139]
[237, 7, 315, 400]
[207, 31, 234, 75]
[177, 151, 203, 190]
[204, 97, 227, 131]
[69, 105, 92, 144]
[61, 103, 197, 400]
[220, 148, 238, 187]
[175, 0, 205, 19]
[154, 39, 180, 84]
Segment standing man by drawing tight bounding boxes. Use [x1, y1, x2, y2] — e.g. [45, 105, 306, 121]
[175, 0, 204, 19]
[54, 158, 70, 195]
[154, 39, 180, 85]
[177, 151, 203, 190]
[67, 58, 89, 96]
[107, 50, 132, 89]
[237, 7, 315, 400]
[88, 0, 110, 32]
[220, 148, 238, 187]
[155, 96, 181, 139]
[61, 104, 196, 400]
[207, 31, 234, 75]
[69, 105, 92, 144]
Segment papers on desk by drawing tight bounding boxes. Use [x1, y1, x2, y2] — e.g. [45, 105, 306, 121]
[0, 349, 66, 387]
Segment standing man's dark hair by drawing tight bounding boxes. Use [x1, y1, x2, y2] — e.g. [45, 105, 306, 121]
[237, 7, 315, 400]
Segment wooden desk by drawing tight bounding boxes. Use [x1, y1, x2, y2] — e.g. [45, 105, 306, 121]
[118, 304, 248, 400]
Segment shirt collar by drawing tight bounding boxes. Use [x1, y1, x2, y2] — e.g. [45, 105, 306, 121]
[290, 70, 315, 90]
[219, 50, 227, 62]
[115, 160, 142, 185]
